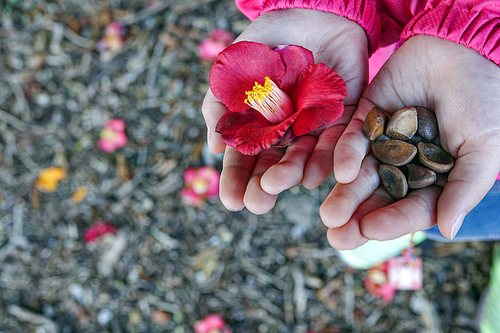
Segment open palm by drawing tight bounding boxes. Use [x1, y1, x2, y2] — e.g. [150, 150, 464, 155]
[323, 35, 500, 249]
[202, 8, 369, 213]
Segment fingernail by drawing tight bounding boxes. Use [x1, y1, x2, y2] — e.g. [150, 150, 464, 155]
[450, 213, 465, 239]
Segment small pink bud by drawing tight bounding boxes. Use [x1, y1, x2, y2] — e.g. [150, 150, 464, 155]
[198, 29, 234, 62]
[98, 118, 127, 153]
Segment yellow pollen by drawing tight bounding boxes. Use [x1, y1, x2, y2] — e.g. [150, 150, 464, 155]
[192, 178, 209, 195]
[245, 76, 283, 115]
[101, 128, 117, 141]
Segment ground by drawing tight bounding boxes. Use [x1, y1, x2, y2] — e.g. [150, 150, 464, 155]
[0, 0, 493, 332]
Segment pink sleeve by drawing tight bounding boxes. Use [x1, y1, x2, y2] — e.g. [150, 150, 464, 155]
[401, 0, 500, 66]
[234, 0, 382, 56]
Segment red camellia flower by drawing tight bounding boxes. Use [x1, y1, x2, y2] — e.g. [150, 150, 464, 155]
[210, 41, 347, 156]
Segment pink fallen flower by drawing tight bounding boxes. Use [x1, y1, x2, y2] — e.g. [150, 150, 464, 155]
[198, 29, 235, 62]
[181, 166, 220, 207]
[194, 314, 231, 333]
[97, 22, 125, 53]
[210, 41, 347, 156]
[84, 221, 117, 243]
[363, 262, 397, 303]
[98, 119, 127, 153]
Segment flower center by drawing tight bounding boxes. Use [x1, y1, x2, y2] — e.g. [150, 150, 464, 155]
[192, 178, 209, 195]
[101, 128, 117, 141]
[244, 76, 294, 124]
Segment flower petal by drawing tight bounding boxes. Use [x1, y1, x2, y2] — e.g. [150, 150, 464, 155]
[209, 41, 285, 112]
[273, 45, 314, 96]
[216, 109, 299, 156]
[292, 63, 347, 136]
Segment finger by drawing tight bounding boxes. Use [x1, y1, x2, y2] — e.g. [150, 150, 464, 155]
[333, 98, 374, 184]
[260, 135, 317, 195]
[243, 147, 286, 214]
[302, 124, 345, 190]
[219, 147, 256, 211]
[320, 154, 381, 228]
[437, 145, 500, 239]
[326, 186, 394, 250]
[326, 218, 369, 251]
[360, 186, 441, 241]
[202, 89, 227, 154]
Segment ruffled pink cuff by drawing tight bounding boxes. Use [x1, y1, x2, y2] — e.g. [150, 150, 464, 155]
[235, 0, 381, 56]
[401, 2, 500, 66]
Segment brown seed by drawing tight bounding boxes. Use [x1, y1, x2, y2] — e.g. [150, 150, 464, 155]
[416, 106, 438, 141]
[406, 163, 437, 189]
[378, 164, 408, 200]
[363, 106, 389, 140]
[386, 106, 418, 140]
[372, 139, 417, 166]
[417, 142, 455, 173]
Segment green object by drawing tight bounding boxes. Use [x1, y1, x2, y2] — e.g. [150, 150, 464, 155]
[336, 232, 427, 270]
[479, 243, 500, 333]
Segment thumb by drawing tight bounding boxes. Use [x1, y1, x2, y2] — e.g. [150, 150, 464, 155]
[202, 89, 227, 154]
[437, 141, 500, 239]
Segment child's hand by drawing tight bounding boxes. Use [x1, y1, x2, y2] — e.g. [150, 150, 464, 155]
[202, 9, 369, 213]
[323, 35, 500, 249]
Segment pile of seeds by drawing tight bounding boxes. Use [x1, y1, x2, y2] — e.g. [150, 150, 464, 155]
[363, 106, 455, 200]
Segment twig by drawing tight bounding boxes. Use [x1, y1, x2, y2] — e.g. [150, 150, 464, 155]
[0, 108, 27, 131]
[0, 203, 29, 262]
[63, 26, 95, 49]
[344, 271, 355, 327]
[98, 232, 128, 277]
[50, 22, 64, 54]
[283, 272, 294, 325]
[240, 259, 285, 290]
[116, 0, 173, 26]
[8, 305, 58, 333]
[293, 269, 307, 321]
[7, 75, 30, 122]
[146, 38, 165, 98]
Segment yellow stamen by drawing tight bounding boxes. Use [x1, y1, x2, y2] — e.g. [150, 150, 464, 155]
[244, 76, 294, 124]
[192, 178, 209, 195]
[100, 128, 117, 141]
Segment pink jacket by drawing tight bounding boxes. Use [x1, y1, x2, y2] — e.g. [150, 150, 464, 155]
[235, 0, 500, 74]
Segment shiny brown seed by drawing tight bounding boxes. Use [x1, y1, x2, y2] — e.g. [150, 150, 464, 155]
[416, 106, 438, 141]
[406, 163, 437, 189]
[363, 106, 389, 140]
[372, 139, 417, 166]
[417, 142, 455, 173]
[386, 106, 418, 140]
[378, 164, 408, 200]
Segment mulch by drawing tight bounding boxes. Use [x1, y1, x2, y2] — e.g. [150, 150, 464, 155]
[0, 0, 493, 332]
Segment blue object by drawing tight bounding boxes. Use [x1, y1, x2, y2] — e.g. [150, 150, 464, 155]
[425, 180, 500, 242]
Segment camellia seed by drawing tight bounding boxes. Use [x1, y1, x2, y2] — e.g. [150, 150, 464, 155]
[416, 106, 438, 141]
[378, 164, 408, 200]
[417, 142, 455, 173]
[363, 106, 389, 140]
[386, 106, 418, 141]
[372, 139, 417, 166]
[406, 163, 437, 189]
